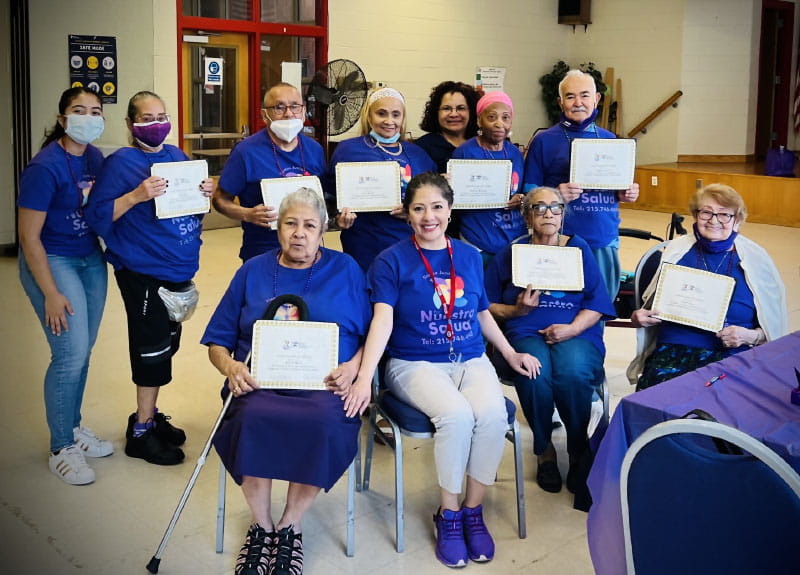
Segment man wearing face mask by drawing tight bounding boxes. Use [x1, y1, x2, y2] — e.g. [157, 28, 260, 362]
[214, 83, 326, 262]
[523, 70, 640, 300]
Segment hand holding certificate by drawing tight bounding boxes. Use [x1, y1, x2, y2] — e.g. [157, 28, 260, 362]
[152, 160, 210, 219]
[569, 138, 636, 190]
[260, 176, 323, 230]
[250, 320, 339, 390]
[447, 159, 512, 209]
[512, 244, 584, 291]
[335, 161, 401, 212]
[651, 263, 736, 332]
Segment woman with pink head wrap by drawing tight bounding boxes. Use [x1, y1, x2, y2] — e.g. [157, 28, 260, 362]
[451, 91, 527, 264]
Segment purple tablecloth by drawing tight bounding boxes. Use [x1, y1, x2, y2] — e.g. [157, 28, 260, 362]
[587, 331, 800, 575]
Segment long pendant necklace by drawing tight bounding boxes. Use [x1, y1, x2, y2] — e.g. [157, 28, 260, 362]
[273, 249, 318, 298]
[696, 244, 736, 275]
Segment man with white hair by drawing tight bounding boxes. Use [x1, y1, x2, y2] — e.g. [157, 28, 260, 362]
[523, 70, 639, 300]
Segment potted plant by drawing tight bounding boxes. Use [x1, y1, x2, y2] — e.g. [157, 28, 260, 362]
[539, 60, 607, 125]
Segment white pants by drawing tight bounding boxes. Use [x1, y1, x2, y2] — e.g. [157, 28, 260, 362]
[385, 354, 508, 494]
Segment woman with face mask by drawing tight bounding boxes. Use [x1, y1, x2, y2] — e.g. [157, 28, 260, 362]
[85, 91, 214, 467]
[18, 87, 111, 485]
[452, 91, 527, 265]
[327, 87, 437, 271]
[214, 83, 327, 262]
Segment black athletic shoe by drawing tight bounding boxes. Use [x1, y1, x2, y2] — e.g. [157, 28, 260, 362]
[154, 412, 186, 446]
[270, 525, 303, 575]
[235, 523, 274, 575]
[125, 426, 184, 465]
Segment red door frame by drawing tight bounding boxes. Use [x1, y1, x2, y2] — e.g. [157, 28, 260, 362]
[175, 0, 328, 150]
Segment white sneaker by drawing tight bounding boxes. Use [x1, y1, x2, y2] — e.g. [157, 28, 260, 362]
[49, 444, 96, 485]
[74, 426, 114, 457]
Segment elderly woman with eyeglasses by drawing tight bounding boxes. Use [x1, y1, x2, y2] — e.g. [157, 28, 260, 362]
[628, 184, 788, 391]
[214, 82, 326, 262]
[484, 187, 616, 494]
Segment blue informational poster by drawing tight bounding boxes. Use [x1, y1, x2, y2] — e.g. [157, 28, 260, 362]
[68, 35, 117, 104]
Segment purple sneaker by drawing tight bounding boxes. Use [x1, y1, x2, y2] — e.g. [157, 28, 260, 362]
[462, 504, 495, 562]
[433, 508, 468, 568]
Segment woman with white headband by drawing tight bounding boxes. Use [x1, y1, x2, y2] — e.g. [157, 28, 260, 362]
[328, 87, 436, 271]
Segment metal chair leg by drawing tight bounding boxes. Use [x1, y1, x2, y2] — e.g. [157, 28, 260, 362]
[510, 421, 527, 538]
[346, 457, 356, 557]
[394, 430, 405, 553]
[216, 460, 226, 553]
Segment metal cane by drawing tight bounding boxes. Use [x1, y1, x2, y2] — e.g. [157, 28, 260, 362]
[146, 295, 309, 573]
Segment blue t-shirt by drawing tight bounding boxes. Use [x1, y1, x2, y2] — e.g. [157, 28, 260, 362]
[218, 130, 326, 261]
[523, 123, 620, 249]
[414, 132, 455, 174]
[452, 138, 526, 255]
[17, 141, 104, 257]
[201, 247, 371, 365]
[657, 246, 756, 353]
[367, 237, 488, 361]
[327, 136, 436, 271]
[484, 234, 616, 355]
[86, 145, 204, 283]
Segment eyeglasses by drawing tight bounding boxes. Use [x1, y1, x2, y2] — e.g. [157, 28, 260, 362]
[264, 104, 304, 117]
[137, 114, 170, 123]
[696, 209, 735, 224]
[439, 105, 468, 114]
[528, 202, 564, 216]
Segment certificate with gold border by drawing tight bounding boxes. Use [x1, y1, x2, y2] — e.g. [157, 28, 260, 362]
[152, 160, 210, 219]
[569, 138, 636, 190]
[335, 161, 401, 212]
[448, 159, 512, 209]
[260, 176, 324, 230]
[511, 244, 584, 291]
[652, 263, 735, 332]
[251, 321, 339, 390]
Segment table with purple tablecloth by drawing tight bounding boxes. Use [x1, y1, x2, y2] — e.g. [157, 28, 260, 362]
[586, 331, 800, 575]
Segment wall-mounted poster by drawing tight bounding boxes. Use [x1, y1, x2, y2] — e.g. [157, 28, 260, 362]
[69, 35, 117, 103]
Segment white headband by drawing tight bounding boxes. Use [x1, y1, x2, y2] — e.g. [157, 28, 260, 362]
[368, 87, 405, 107]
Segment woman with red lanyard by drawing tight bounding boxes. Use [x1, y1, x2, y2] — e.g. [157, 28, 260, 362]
[346, 172, 540, 568]
[18, 87, 111, 485]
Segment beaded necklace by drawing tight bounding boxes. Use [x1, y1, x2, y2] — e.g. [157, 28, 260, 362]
[364, 135, 406, 160]
[273, 249, 319, 298]
[270, 136, 309, 176]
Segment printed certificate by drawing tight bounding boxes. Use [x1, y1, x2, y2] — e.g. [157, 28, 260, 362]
[250, 320, 339, 390]
[260, 175, 324, 230]
[511, 244, 584, 291]
[447, 159, 512, 209]
[652, 263, 735, 332]
[569, 138, 636, 190]
[335, 161, 401, 211]
[152, 160, 210, 219]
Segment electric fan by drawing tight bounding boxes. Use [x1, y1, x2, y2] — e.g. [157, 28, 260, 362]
[306, 59, 368, 137]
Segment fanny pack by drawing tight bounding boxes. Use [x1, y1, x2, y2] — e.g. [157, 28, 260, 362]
[158, 282, 199, 322]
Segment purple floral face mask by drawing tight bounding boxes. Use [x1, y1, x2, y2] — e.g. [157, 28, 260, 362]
[132, 121, 171, 147]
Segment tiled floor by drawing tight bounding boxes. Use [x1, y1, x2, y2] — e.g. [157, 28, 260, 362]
[0, 208, 797, 575]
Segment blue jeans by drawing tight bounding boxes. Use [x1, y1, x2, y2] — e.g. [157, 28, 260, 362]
[19, 249, 107, 452]
[512, 336, 603, 457]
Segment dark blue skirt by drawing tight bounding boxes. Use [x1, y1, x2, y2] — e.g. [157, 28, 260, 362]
[213, 388, 360, 491]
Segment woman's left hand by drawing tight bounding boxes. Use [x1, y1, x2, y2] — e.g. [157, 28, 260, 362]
[342, 378, 372, 418]
[618, 183, 640, 203]
[199, 178, 215, 197]
[538, 323, 576, 345]
[503, 350, 542, 379]
[389, 204, 406, 220]
[325, 360, 359, 397]
[717, 325, 763, 348]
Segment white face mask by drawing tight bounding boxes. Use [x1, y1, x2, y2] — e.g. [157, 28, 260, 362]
[268, 118, 304, 142]
[64, 114, 104, 145]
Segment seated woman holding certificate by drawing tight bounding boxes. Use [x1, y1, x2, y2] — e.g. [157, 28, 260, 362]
[451, 91, 527, 263]
[328, 87, 436, 271]
[86, 90, 214, 466]
[350, 172, 540, 568]
[628, 184, 788, 391]
[484, 187, 615, 494]
[201, 188, 371, 575]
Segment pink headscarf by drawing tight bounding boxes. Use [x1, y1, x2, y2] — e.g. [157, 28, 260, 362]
[476, 91, 514, 116]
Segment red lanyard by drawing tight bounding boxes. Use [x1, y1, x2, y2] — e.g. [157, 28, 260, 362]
[412, 235, 456, 343]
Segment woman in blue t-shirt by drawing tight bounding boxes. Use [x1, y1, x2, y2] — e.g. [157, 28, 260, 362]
[86, 91, 214, 467]
[348, 172, 540, 568]
[328, 87, 436, 271]
[18, 87, 111, 486]
[452, 91, 527, 262]
[485, 187, 616, 495]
